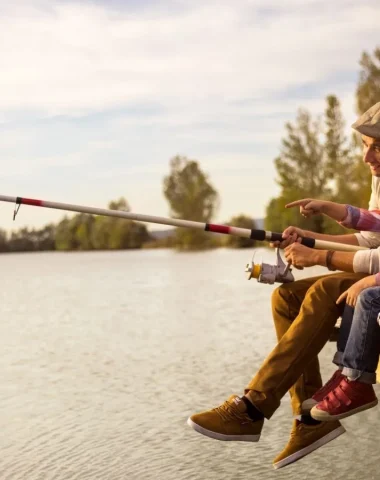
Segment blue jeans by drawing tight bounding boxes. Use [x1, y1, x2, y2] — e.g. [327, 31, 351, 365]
[333, 287, 380, 384]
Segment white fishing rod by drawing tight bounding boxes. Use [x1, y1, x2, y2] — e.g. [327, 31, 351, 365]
[0, 194, 368, 284]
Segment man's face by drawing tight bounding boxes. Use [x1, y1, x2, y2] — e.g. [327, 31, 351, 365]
[362, 135, 380, 176]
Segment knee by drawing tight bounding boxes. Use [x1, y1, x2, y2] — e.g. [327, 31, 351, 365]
[356, 288, 380, 309]
[305, 275, 343, 304]
[309, 275, 336, 292]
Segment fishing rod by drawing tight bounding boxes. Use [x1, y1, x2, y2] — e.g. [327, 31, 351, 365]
[0, 194, 368, 284]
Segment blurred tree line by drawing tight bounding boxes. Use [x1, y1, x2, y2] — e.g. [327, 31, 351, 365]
[0, 199, 151, 253]
[0, 47, 378, 253]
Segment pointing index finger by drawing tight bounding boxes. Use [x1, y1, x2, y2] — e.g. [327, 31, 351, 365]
[285, 199, 309, 209]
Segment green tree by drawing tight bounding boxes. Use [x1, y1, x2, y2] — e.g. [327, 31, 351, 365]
[223, 215, 257, 248]
[323, 95, 370, 232]
[55, 214, 95, 251]
[163, 156, 219, 250]
[109, 198, 130, 212]
[324, 95, 349, 175]
[266, 108, 329, 233]
[108, 218, 150, 249]
[91, 198, 150, 249]
[34, 224, 56, 250]
[0, 229, 7, 252]
[75, 215, 96, 250]
[55, 198, 150, 251]
[55, 215, 80, 250]
[356, 47, 380, 114]
[91, 217, 112, 249]
[265, 94, 374, 234]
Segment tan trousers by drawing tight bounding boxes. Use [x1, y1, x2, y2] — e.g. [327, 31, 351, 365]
[245, 272, 367, 419]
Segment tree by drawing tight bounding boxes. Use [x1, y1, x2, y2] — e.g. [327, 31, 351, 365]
[324, 95, 349, 176]
[356, 47, 380, 114]
[264, 95, 372, 234]
[108, 198, 130, 212]
[266, 108, 328, 233]
[55, 214, 95, 251]
[223, 215, 257, 248]
[91, 198, 150, 249]
[265, 47, 380, 234]
[0, 230, 9, 252]
[0, 229, 8, 252]
[163, 156, 219, 250]
[34, 224, 56, 250]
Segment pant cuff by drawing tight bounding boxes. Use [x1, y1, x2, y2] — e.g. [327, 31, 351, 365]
[341, 367, 376, 384]
[333, 351, 343, 367]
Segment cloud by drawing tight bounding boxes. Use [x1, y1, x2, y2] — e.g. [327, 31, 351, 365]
[0, 0, 378, 115]
[0, 0, 379, 233]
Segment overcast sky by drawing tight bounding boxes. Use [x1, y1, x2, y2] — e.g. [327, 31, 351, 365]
[0, 0, 379, 232]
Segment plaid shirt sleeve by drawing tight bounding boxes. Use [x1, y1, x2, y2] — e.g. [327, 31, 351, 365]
[340, 205, 380, 232]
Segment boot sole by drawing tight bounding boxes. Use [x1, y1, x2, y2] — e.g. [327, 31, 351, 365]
[273, 424, 346, 470]
[311, 399, 378, 421]
[187, 418, 261, 442]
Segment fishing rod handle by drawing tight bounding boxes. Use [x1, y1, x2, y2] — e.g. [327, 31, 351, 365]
[254, 230, 315, 248]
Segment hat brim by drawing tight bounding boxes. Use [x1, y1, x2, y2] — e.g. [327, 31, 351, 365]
[351, 123, 380, 140]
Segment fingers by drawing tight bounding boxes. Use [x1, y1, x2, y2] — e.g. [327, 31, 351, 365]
[284, 247, 303, 269]
[282, 228, 301, 247]
[270, 235, 296, 249]
[300, 206, 314, 218]
[285, 199, 310, 209]
[282, 227, 298, 238]
[269, 241, 281, 248]
[346, 295, 355, 307]
[284, 244, 295, 263]
[282, 233, 298, 247]
[336, 290, 348, 304]
[336, 290, 357, 307]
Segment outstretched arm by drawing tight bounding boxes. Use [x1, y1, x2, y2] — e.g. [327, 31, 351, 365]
[286, 198, 380, 233]
[285, 199, 347, 221]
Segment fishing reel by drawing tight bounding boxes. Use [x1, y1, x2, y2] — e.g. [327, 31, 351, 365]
[245, 248, 295, 285]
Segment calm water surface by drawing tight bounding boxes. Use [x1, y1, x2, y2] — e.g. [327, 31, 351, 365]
[0, 249, 379, 480]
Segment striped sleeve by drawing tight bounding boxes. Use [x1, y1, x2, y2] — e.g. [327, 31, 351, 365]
[339, 205, 380, 232]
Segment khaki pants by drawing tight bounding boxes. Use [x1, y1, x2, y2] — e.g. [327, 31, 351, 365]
[245, 272, 367, 419]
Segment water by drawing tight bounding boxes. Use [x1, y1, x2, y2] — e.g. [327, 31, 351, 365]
[0, 249, 379, 480]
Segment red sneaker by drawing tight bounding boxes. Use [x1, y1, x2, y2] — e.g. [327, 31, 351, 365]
[301, 370, 344, 412]
[311, 377, 378, 421]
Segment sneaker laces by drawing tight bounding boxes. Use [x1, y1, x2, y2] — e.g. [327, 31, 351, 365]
[213, 399, 250, 423]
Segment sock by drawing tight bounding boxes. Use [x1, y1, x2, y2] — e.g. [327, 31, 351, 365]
[300, 414, 321, 425]
[241, 396, 264, 421]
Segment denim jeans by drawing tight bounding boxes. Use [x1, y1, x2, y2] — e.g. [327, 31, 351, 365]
[333, 287, 380, 384]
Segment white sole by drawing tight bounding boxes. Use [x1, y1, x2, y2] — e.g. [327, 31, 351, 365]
[187, 417, 261, 442]
[301, 399, 318, 413]
[311, 399, 378, 421]
[273, 425, 346, 470]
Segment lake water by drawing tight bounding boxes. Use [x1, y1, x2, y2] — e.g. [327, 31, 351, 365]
[0, 248, 379, 480]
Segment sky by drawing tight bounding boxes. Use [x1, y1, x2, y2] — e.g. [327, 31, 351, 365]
[0, 0, 379, 232]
